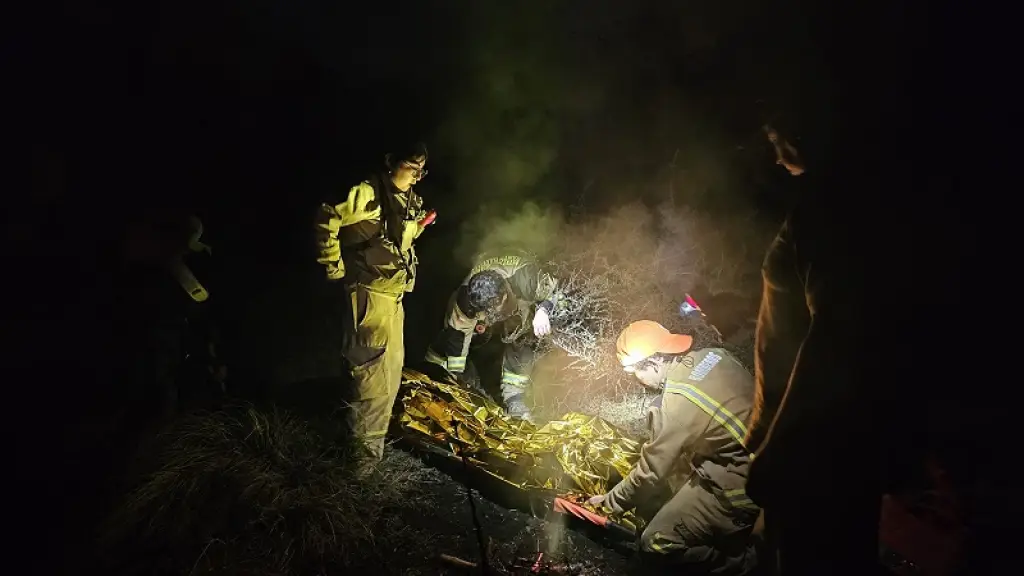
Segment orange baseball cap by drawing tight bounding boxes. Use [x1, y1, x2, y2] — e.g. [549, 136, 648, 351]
[616, 320, 693, 368]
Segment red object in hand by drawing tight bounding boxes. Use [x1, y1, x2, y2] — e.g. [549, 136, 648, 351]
[419, 209, 437, 227]
[553, 498, 611, 527]
[552, 497, 635, 541]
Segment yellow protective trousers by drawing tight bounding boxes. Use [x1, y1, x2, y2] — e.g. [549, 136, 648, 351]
[341, 284, 405, 460]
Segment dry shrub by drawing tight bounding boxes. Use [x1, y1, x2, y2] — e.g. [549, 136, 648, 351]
[100, 406, 441, 575]
[523, 200, 770, 429]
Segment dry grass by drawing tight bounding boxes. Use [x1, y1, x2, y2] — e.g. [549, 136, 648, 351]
[99, 406, 443, 575]
[516, 200, 768, 428]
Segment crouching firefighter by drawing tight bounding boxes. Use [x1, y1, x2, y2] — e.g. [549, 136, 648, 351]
[424, 250, 558, 423]
[314, 141, 434, 460]
[589, 320, 760, 575]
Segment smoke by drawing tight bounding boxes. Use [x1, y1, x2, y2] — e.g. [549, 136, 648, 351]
[475, 196, 773, 429]
[429, 2, 789, 425]
[434, 3, 591, 210]
[454, 201, 566, 265]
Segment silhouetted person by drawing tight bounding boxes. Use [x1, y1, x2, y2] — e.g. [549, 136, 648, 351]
[744, 3, 923, 571]
[115, 214, 225, 442]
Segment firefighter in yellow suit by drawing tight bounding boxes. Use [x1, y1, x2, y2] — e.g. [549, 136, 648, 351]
[589, 321, 760, 574]
[314, 142, 431, 460]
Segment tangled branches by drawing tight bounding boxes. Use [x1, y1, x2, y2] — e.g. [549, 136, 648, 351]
[542, 266, 615, 369]
[515, 201, 767, 426]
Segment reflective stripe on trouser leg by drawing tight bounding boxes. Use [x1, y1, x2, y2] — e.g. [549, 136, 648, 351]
[500, 370, 530, 402]
[500, 342, 536, 403]
[724, 488, 760, 511]
[342, 287, 405, 460]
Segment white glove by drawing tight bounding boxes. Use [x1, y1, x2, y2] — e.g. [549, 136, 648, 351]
[533, 307, 551, 337]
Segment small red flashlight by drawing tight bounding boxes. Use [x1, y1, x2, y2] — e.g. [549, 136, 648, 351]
[419, 209, 437, 227]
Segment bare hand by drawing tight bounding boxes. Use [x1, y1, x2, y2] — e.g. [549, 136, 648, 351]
[533, 307, 552, 337]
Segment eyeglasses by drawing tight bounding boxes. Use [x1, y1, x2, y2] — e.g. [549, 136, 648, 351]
[403, 161, 428, 178]
[623, 359, 655, 374]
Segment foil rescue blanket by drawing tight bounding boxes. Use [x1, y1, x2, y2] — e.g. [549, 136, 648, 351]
[394, 368, 642, 530]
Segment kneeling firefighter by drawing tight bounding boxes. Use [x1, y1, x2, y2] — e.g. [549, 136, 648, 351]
[589, 320, 760, 574]
[314, 141, 434, 460]
[424, 250, 558, 423]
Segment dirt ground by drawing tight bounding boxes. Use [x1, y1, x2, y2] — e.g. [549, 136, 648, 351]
[369, 448, 637, 575]
[100, 403, 644, 576]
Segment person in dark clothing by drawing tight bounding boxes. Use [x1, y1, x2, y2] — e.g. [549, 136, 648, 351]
[744, 4, 924, 572]
[424, 249, 558, 423]
[116, 213, 226, 442]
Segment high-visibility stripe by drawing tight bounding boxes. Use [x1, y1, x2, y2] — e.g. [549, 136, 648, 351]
[447, 356, 467, 373]
[724, 488, 759, 510]
[647, 531, 685, 553]
[501, 371, 530, 386]
[665, 380, 749, 449]
[424, 348, 447, 368]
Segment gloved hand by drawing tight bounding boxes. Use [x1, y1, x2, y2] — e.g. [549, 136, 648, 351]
[326, 261, 345, 281]
[587, 492, 624, 513]
[532, 307, 551, 337]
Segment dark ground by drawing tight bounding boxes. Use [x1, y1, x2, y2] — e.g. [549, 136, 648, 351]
[98, 403, 639, 575]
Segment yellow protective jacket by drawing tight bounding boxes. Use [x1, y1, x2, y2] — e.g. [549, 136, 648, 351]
[605, 348, 755, 513]
[428, 251, 558, 373]
[314, 173, 428, 294]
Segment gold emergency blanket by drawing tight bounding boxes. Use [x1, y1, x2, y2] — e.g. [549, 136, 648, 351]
[394, 369, 642, 509]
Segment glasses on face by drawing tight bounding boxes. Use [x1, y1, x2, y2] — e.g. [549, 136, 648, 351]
[623, 359, 655, 375]
[402, 161, 428, 179]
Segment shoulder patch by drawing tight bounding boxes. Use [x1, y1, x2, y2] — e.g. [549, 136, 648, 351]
[688, 351, 722, 382]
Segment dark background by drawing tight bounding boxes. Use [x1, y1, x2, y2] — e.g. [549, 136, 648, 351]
[17, 0, 963, 571]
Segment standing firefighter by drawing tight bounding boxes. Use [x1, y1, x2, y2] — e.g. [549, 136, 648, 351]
[424, 250, 558, 423]
[589, 321, 760, 574]
[314, 142, 433, 460]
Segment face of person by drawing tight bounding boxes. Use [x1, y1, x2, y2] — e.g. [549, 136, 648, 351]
[391, 154, 427, 191]
[625, 358, 664, 390]
[765, 126, 805, 176]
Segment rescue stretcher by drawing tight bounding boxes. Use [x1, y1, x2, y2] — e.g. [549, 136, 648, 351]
[391, 368, 642, 540]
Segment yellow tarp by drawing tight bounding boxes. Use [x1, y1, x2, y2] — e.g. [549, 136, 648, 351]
[394, 368, 641, 529]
